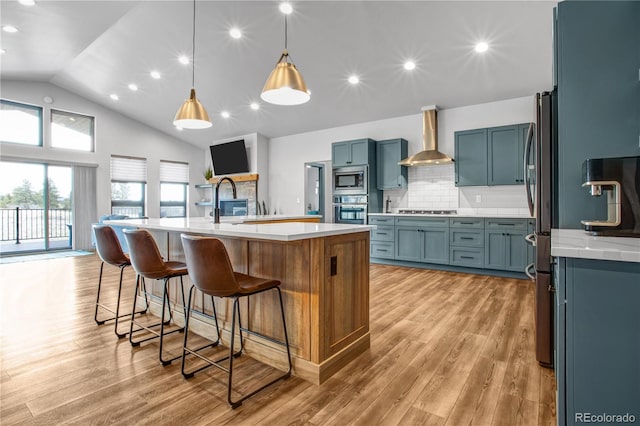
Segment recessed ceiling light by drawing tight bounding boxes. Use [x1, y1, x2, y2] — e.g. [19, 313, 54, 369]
[69, 117, 76, 122]
[18, 0, 36, 5]
[229, 27, 242, 39]
[250, 102, 260, 111]
[110, 94, 119, 101]
[403, 61, 416, 71]
[348, 75, 360, 85]
[176, 126, 183, 131]
[2, 25, 18, 33]
[178, 55, 189, 65]
[128, 83, 138, 91]
[475, 42, 489, 53]
[221, 111, 230, 119]
[279, 2, 293, 14]
[0, 48, 5, 54]
[150, 70, 161, 79]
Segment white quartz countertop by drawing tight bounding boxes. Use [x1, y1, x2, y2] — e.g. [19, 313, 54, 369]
[104, 216, 371, 242]
[551, 229, 640, 263]
[368, 213, 534, 219]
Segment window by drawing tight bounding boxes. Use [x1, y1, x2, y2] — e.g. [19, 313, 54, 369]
[159, 161, 188, 218]
[0, 99, 43, 146]
[51, 109, 95, 152]
[111, 156, 146, 218]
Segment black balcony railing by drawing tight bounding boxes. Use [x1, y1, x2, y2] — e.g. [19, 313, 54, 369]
[0, 207, 72, 243]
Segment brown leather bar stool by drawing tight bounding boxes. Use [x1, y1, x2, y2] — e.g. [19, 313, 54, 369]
[123, 229, 188, 366]
[93, 225, 148, 338]
[180, 233, 292, 409]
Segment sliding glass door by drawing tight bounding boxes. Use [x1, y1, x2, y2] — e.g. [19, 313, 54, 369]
[0, 161, 73, 254]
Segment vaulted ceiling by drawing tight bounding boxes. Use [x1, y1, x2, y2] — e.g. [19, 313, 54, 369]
[1, 1, 556, 148]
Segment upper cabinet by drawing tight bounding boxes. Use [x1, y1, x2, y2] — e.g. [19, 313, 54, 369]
[455, 123, 532, 187]
[455, 128, 488, 186]
[376, 138, 408, 190]
[332, 138, 376, 167]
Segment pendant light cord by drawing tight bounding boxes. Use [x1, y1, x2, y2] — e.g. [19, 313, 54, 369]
[284, 15, 288, 51]
[191, 0, 196, 88]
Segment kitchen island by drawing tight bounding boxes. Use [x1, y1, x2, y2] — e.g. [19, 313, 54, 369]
[105, 217, 372, 385]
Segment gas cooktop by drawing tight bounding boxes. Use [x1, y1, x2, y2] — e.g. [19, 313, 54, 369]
[397, 209, 457, 215]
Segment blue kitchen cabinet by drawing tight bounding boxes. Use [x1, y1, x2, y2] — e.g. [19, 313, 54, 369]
[455, 128, 487, 186]
[555, 1, 640, 229]
[370, 216, 396, 260]
[376, 138, 408, 190]
[488, 125, 520, 185]
[484, 219, 528, 272]
[395, 217, 450, 265]
[555, 257, 640, 425]
[332, 138, 376, 167]
[450, 218, 485, 268]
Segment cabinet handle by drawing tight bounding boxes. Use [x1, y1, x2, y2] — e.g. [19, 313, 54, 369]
[377, 249, 389, 252]
[460, 256, 475, 259]
[377, 232, 388, 235]
[460, 237, 474, 240]
[460, 222, 474, 225]
[497, 223, 515, 226]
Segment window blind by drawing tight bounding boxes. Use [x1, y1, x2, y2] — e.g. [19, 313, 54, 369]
[110, 156, 147, 182]
[159, 160, 189, 183]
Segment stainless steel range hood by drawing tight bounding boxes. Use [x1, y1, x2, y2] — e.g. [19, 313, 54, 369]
[398, 106, 454, 166]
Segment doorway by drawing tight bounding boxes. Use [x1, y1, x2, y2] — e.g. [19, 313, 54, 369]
[0, 161, 73, 255]
[304, 162, 328, 222]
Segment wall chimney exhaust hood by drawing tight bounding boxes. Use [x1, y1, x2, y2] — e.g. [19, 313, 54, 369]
[398, 106, 454, 166]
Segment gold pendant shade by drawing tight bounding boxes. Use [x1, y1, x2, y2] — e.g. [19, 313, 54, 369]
[174, 88, 212, 129]
[261, 50, 310, 106]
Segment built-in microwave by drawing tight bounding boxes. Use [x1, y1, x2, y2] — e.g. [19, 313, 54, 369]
[333, 166, 367, 195]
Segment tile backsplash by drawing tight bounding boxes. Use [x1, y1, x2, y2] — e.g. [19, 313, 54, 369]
[382, 164, 530, 215]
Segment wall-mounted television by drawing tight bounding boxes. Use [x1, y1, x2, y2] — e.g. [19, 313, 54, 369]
[209, 139, 249, 175]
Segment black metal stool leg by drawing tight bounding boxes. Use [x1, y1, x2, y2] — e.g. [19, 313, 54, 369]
[94, 262, 106, 325]
[228, 297, 241, 408]
[276, 287, 293, 377]
[114, 265, 127, 338]
[158, 278, 185, 366]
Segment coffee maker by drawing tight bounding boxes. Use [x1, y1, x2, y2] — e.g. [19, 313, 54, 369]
[581, 156, 640, 237]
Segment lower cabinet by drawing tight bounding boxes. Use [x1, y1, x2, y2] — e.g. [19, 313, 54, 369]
[395, 223, 449, 265]
[484, 219, 528, 272]
[555, 257, 640, 426]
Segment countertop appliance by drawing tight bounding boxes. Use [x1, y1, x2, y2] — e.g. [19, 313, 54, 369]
[581, 156, 640, 237]
[333, 166, 367, 195]
[524, 91, 556, 368]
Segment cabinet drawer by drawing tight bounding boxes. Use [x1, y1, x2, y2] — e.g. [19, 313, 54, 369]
[450, 229, 484, 247]
[485, 219, 527, 230]
[371, 226, 394, 242]
[369, 216, 395, 225]
[370, 242, 394, 259]
[450, 218, 484, 228]
[450, 247, 484, 268]
[394, 217, 450, 228]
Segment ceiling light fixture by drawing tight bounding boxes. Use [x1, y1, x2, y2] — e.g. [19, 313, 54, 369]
[178, 55, 190, 65]
[250, 102, 260, 111]
[18, 0, 36, 5]
[173, 0, 212, 129]
[128, 83, 138, 91]
[221, 111, 230, 119]
[475, 42, 489, 53]
[150, 70, 161, 79]
[110, 94, 119, 101]
[2, 25, 18, 33]
[348, 75, 360, 85]
[403, 61, 416, 71]
[260, 3, 310, 106]
[229, 27, 242, 39]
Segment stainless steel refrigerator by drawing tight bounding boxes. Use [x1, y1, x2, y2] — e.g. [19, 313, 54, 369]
[524, 91, 557, 368]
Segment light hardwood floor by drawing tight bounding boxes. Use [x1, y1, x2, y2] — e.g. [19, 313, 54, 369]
[0, 254, 556, 425]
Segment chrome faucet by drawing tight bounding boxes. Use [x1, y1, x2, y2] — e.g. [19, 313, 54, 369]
[213, 177, 237, 224]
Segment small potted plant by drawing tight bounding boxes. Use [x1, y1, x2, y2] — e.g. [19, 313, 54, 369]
[204, 166, 213, 182]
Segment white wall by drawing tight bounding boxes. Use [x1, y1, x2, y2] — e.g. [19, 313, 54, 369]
[268, 96, 536, 216]
[1, 80, 204, 219]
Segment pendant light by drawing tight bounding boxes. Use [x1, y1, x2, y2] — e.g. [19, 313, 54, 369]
[261, 3, 310, 106]
[174, 0, 211, 129]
